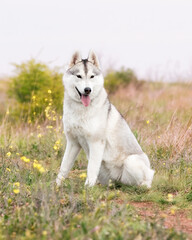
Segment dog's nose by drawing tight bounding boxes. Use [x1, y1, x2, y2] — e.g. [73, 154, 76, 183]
[84, 87, 91, 95]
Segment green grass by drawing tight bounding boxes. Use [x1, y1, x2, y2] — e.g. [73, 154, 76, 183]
[0, 81, 192, 239]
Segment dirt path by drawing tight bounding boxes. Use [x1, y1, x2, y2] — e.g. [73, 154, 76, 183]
[130, 202, 192, 236]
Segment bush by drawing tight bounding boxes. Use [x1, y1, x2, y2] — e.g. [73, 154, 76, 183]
[104, 68, 137, 94]
[8, 59, 64, 121]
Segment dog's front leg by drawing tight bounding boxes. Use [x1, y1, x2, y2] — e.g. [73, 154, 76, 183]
[56, 139, 81, 186]
[85, 141, 105, 187]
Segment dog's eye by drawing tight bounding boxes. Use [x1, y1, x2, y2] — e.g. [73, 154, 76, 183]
[90, 75, 94, 78]
[76, 75, 82, 79]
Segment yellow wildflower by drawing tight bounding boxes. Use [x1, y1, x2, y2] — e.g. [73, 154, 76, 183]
[6, 168, 11, 172]
[46, 126, 53, 129]
[31, 95, 36, 101]
[20, 156, 30, 163]
[53, 145, 58, 150]
[13, 182, 20, 187]
[42, 231, 47, 236]
[49, 102, 52, 106]
[39, 166, 45, 173]
[45, 98, 48, 102]
[16, 153, 20, 156]
[37, 134, 42, 138]
[167, 193, 173, 202]
[6, 109, 10, 115]
[170, 206, 177, 215]
[48, 90, 52, 94]
[79, 173, 87, 179]
[13, 189, 20, 194]
[28, 119, 32, 124]
[146, 120, 150, 124]
[55, 140, 61, 145]
[6, 152, 11, 157]
[8, 198, 12, 204]
[33, 162, 45, 173]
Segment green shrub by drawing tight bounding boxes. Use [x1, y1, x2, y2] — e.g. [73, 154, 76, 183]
[8, 59, 64, 121]
[104, 68, 137, 94]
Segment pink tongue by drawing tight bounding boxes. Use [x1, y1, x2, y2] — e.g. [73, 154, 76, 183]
[81, 95, 91, 107]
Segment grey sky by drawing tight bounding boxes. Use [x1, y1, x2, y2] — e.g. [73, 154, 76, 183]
[1, 0, 192, 81]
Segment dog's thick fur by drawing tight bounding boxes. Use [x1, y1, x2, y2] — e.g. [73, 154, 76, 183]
[56, 51, 154, 187]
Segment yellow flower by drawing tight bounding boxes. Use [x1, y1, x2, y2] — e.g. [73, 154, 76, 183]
[42, 231, 47, 236]
[6, 152, 11, 157]
[6, 109, 10, 115]
[45, 98, 48, 102]
[20, 156, 30, 163]
[9, 146, 13, 149]
[55, 140, 61, 145]
[31, 95, 36, 101]
[167, 193, 173, 202]
[16, 153, 20, 156]
[39, 166, 45, 173]
[13, 182, 20, 187]
[79, 173, 87, 179]
[33, 112, 36, 115]
[53, 145, 58, 150]
[37, 134, 42, 138]
[49, 102, 52, 106]
[48, 90, 52, 94]
[6, 168, 11, 172]
[8, 198, 12, 204]
[33, 162, 45, 173]
[170, 206, 177, 215]
[46, 126, 53, 129]
[146, 120, 150, 124]
[28, 119, 32, 124]
[13, 189, 20, 194]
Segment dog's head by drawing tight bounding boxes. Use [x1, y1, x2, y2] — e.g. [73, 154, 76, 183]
[63, 51, 104, 107]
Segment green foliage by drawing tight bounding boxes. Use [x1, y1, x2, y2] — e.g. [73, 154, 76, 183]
[9, 59, 64, 120]
[104, 68, 137, 94]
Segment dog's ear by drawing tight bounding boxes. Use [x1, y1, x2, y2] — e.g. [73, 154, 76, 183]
[88, 51, 100, 68]
[69, 52, 82, 68]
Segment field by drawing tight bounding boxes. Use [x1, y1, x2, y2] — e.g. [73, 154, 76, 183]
[0, 78, 192, 239]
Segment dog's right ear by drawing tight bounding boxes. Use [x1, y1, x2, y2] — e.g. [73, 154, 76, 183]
[69, 52, 82, 68]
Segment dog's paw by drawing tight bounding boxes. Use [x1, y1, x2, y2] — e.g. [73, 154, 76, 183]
[85, 178, 96, 187]
[56, 174, 64, 187]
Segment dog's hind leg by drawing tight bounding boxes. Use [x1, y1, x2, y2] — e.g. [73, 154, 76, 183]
[97, 162, 110, 185]
[121, 154, 154, 188]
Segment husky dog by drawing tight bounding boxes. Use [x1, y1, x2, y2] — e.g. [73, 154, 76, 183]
[56, 51, 154, 187]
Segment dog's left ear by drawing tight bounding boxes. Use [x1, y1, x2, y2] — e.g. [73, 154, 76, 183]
[88, 51, 100, 69]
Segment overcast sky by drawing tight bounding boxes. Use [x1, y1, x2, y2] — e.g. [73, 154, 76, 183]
[1, 0, 192, 81]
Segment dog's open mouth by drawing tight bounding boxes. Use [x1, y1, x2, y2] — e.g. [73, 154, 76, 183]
[75, 87, 91, 107]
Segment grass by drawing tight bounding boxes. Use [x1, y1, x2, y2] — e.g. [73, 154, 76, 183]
[0, 80, 192, 239]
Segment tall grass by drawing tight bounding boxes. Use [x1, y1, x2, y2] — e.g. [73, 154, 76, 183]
[0, 78, 192, 239]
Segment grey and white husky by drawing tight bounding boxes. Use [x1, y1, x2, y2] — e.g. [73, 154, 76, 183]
[56, 51, 154, 187]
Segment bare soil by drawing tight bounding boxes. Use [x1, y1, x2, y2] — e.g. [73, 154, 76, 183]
[130, 202, 192, 236]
